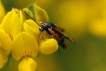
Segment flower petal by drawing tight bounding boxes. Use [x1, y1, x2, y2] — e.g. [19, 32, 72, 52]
[19, 10, 24, 27]
[0, 48, 8, 69]
[40, 38, 58, 54]
[12, 32, 39, 60]
[0, 29, 12, 55]
[9, 8, 23, 39]
[24, 19, 40, 39]
[24, 19, 48, 44]
[34, 5, 49, 23]
[18, 57, 37, 71]
[0, 10, 13, 34]
[0, 0, 6, 23]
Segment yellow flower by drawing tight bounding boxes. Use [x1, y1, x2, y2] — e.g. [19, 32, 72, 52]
[0, 3, 59, 71]
[18, 57, 37, 71]
[0, 7, 38, 70]
[12, 32, 39, 60]
[0, 0, 6, 23]
[9, 8, 39, 71]
[0, 29, 12, 68]
[0, 7, 23, 69]
[0, 8, 23, 39]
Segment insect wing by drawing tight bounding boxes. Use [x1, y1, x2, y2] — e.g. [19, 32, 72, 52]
[54, 28, 76, 44]
[54, 24, 65, 32]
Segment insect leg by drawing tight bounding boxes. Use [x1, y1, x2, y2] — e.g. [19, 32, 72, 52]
[37, 31, 42, 57]
[52, 34, 62, 55]
[38, 31, 41, 45]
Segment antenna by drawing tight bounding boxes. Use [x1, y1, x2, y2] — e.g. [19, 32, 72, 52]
[24, 11, 41, 26]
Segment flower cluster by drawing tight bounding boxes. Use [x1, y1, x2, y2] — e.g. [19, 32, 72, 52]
[0, 1, 58, 71]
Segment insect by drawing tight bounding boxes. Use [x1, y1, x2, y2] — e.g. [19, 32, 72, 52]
[24, 12, 76, 49]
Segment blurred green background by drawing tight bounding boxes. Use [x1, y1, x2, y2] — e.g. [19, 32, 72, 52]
[1, 0, 106, 71]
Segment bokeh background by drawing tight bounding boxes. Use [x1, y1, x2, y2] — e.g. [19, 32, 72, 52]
[1, 0, 106, 71]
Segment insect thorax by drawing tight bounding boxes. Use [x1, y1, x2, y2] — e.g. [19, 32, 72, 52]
[39, 22, 56, 32]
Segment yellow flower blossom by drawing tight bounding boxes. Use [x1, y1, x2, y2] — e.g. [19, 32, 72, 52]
[0, 2, 13, 67]
[0, 29, 12, 68]
[12, 32, 39, 60]
[0, 7, 22, 68]
[0, 3, 59, 71]
[0, 8, 23, 39]
[18, 57, 37, 71]
[0, 0, 6, 23]
[9, 8, 39, 71]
